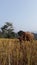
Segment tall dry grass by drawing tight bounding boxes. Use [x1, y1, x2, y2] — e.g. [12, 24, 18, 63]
[0, 38, 37, 65]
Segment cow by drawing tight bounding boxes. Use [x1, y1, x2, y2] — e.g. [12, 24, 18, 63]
[23, 32, 34, 42]
[18, 31, 34, 43]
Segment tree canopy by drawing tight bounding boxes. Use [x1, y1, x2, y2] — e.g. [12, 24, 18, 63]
[0, 22, 16, 38]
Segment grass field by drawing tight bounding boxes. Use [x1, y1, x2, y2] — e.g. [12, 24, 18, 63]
[0, 38, 37, 65]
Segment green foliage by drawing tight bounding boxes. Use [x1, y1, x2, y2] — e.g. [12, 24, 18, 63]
[0, 22, 16, 38]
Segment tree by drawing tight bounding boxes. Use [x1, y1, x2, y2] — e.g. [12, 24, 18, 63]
[1, 22, 15, 38]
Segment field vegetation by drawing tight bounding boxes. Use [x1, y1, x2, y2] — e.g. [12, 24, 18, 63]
[0, 39, 37, 65]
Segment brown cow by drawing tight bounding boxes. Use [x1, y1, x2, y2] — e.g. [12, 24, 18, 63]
[23, 32, 34, 42]
[18, 31, 34, 43]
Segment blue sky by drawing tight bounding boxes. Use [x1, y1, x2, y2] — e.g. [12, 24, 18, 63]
[0, 0, 37, 32]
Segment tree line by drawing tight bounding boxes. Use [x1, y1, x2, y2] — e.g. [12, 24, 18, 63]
[0, 22, 37, 39]
[0, 22, 18, 38]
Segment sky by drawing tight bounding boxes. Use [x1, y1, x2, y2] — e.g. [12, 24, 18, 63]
[0, 0, 37, 33]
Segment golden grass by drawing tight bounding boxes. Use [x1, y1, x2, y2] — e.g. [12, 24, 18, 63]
[0, 38, 37, 65]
